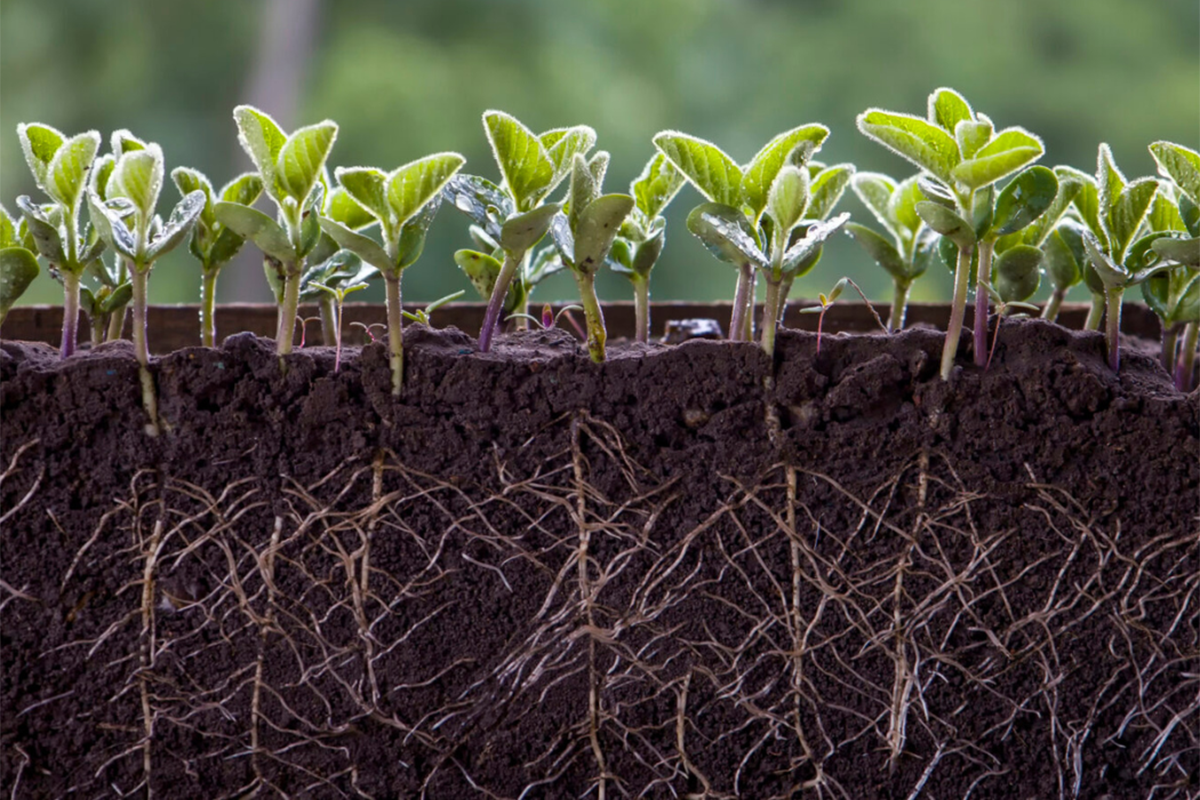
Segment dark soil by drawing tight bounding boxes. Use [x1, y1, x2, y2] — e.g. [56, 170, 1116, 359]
[2, 320, 1197, 799]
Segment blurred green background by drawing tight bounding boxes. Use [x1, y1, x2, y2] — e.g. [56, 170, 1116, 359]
[3, 0, 1197, 310]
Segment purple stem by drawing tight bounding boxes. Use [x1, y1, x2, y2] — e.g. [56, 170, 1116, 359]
[479, 251, 520, 352]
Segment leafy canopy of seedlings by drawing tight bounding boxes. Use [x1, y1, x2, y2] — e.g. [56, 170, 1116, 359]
[0, 204, 40, 327]
[445, 111, 595, 352]
[79, 149, 135, 344]
[857, 88, 1047, 379]
[654, 126, 854, 356]
[607, 153, 686, 343]
[319, 151, 465, 393]
[171, 167, 264, 346]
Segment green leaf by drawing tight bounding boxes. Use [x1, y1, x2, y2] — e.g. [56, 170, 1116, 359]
[16, 123, 64, 186]
[207, 228, 249, 266]
[928, 88, 974, 133]
[276, 120, 338, 203]
[325, 186, 375, 230]
[632, 153, 686, 221]
[686, 202, 766, 269]
[1180, 194, 1200, 238]
[85, 194, 137, 261]
[888, 175, 924, 236]
[951, 128, 1044, 191]
[443, 174, 512, 239]
[955, 119, 994, 160]
[483, 110, 554, 211]
[845, 222, 909, 281]
[572, 193, 634, 275]
[1096, 143, 1125, 220]
[653, 132, 743, 209]
[45, 132, 100, 212]
[395, 195, 442, 270]
[1106, 178, 1158, 262]
[1149, 141, 1200, 205]
[1152, 236, 1200, 268]
[991, 166, 1058, 237]
[454, 249, 503, 299]
[317, 216, 391, 272]
[630, 227, 665, 279]
[568, 153, 598, 231]
[915, 201, 976, 249]
[780, 213, 850, 276]
[17, 196, 67, 264]
[850, 172, 899, 237]
[1042, 222, 1085, 291]
[917, 176, 957, 209]
[146, 190, 206, 262]
[805, 164, 854, 222]
[110, 129, 147, 155]
[1020, 171, 1082, 246]
[0, 205, 17, 249]
[214, 201, 295, 264]
[500, 203, 561, 252]
[221, 172, 264, 208]
[335, 167, 389, 222]
[993, 243, 1042, 302]
[0, 247, 40, 319]
[1082, 229, 1128, 289]
[766, 165, 809, 234]
[542, 125, 597, 192]
[110, 146, 164, 218]
[89, 153, 115, 200]
[857, 109, 961, 185]
[172, 167, 215, 231]
[587, 151, 610, 188]
[740, 125, 829, 219]
[99, 281, 133, 314]
[1147, 190, 1186, 233]
[384, 152, 466, 230]
[233, 105, 287, 192]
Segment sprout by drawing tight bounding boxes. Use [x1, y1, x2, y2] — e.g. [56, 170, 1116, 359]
[798, 277, 888, 353]
[654, 126, 854, 355]
[0, 204, 40, 327]
[546, 153, 635, 362]
[170, 167, 264, 346]
[87, 131, 206, 434]
[14, 123, 106, 357]
[298, 250, 373, 372]
[857, 88, 1047, 379]
[982, 285, 1042, 370]
[319, 152, 465, 393]
[608, 153, 685, 342]
[401, 290, 465, 326]
[214, 106, 339, 362]
[446, 111, 595, 352]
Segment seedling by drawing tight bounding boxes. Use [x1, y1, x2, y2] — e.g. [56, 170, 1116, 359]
[607, 153, 685, 342]
[87, 130, 206, 433]
[858, 88, 1046, 379]
[0, 204, 40, 327]
[446, 111, 595, 352]
[982, 286, 1041, 370]
[15, 123, 108, 357]
[298, 250, 373, 371]
[1039, 217, 1089, 323]
[170, 167, 264, 346]
[654, 126, 853, 355]
[83, 151, 134, 342]
[798, 277, 886, 353]
[845, 172, 939, 331]
[79, 282, 131, 345]
[547, 153, 635, 361]
[214, 106, 338, 360]
[401, 290, 465, 325]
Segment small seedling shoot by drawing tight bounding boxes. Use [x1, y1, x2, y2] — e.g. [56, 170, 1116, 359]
[547, 153, 635, 361]
[298, 250, 372, 371]
[319, 151, 465, 393]
[0, 204, 40, 328]
[654, 126, 853, 355]
[445, 111, 595, 352]
[401, 290, 465, 326]
[607, 153, 685, 342]
[799, 276, 888, 353]
[214, 106, 338, 360]
[857, 88, 1046, 379]
[170, 167, 264, 346]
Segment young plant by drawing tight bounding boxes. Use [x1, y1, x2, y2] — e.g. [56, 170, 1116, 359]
[445, 111, 595, 352]
[170, 167, 264, 346]
[1039, 216, 1089, 323]
[214, 106, 338, 359]
[546, 153, 635, 361]
[798, 277, 887, 353]
[845, 172, 939, 331]
[0, 204, 40, 327]
[982, 285, 1042, 370]
[15, 123, 107, 357]
[87, 131, 206, 433]
[857, 87, 1046, 379]
[319, 152, 466, 393]
[654, 127, 853, 355]
[82, 151, 134, 342]
[298, 250, 372, 371]
[607, 152, 686, 342]
[401, 290, 465, 325]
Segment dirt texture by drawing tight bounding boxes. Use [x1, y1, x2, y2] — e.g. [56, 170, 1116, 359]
[2, 319, 1197, 799]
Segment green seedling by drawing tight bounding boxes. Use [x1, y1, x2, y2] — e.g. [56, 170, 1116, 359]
[798, 277, 887, 353]
[845, 172, 940, 331]
[858, 87, 1046, 379]
[14, 123, 108, 357]
[548, 153, 635, 361]
[654, 126, 853, 355]
[319, 152, 465, 393]
[298, 249, 373, 371]
[0, 204, 40, 327]
[214, 106, 338, 360]
[401, 290, 465, 325]
[1039, 216, 1089, 323]
[170, 167, 264, 346]
[446, 111, 595, 352]
[982, 285, 1042, 370]
[79, 155, 132, 342]
[607, 152, 685, 342]
[79, 282, 132, 345]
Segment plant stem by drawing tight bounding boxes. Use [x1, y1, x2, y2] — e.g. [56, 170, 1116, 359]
[1104, 286, 1124, 372]
[90, 312, 105, 346]
[131, 265, 160, 436]
[730, 263, 754, 342]
[889, 280, 911, 333]
[334, 296, 345, 373]
[743, 269, 756, 341]
[276, 267, 301, 358]
[973, 239, 994, 366]
[940, 245, 973, 380]
[318, 294, 337, 347]
[60, 271, 81, 358]
[480, 250, 521, 352]
[1161, 323, 1181, 374]
[1176, 322, 1198, 392]
[1041, 286, 1066, 322]
[1084, 292, 1105, 331]
[760, 275, 783, 357]
[200, 269, 218, 347]
[107, 303, 126, 341]
[574, 271, 607, 362]
[385, 272, 404, 394]
[633, 276, 650, 344]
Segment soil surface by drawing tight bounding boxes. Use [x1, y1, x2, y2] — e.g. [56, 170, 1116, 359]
[2, 320, 1197, 799]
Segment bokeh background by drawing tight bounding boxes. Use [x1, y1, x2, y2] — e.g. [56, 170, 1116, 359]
[2, 0, 1197, 309]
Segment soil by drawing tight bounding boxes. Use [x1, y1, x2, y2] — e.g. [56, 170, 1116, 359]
[1, 319, 1197, 799]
